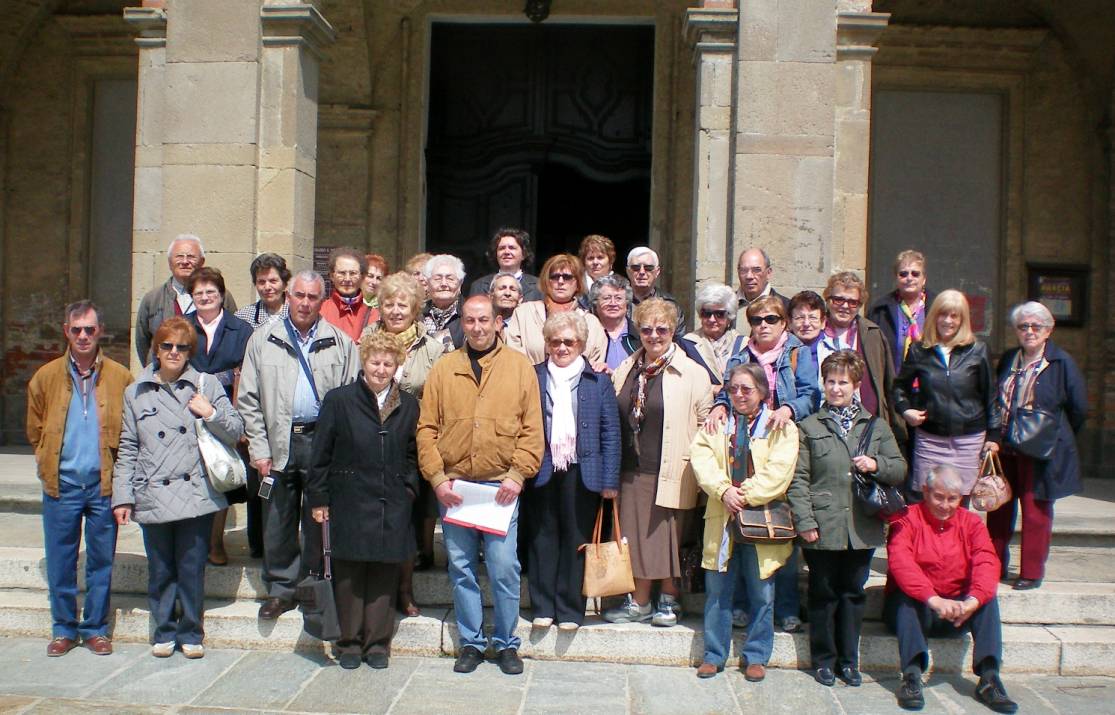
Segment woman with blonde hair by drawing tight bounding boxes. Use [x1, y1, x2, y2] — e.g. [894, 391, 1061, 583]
[892, 289, 999, 498]
[505, 253, 607, 365]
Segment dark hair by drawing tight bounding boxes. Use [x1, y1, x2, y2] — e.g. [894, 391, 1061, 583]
[488, 227, 535, 272]
[187, 266, 226, 297]
[365, 254, 388, 275]
[152, 316, 198, 358]
[249, 253, 291, 285]
[789, 290, 826, 315]
[327, 246, 368, 275]
[820, 349, 864, 383]
[64, 299, 103, 326]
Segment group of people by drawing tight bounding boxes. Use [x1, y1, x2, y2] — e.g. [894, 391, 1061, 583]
[26, 230, 1087, 713]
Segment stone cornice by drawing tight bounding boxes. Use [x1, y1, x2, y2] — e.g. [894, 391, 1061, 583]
[683, 7, 739, 58]
[319, 104, 378, 133]
[260, 4, 337, 58]
[57, 15, 137, 56]
[876, 24, 1049, 72]
[122, 6, 167, 49]
[836, 11, 890, 61]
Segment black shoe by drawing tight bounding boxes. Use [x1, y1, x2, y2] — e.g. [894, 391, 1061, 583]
[497, 648, 524, 675]
[814, 667, 835, 686]
[838, 665, 862, 687]
[338, 653, 361, 670]
[975, 674, 1019, 714]
[364, 652, 389, 669]
[414, 552, 435, 571]
[1012, 578, 1042, 591]
[897, 672, 925, 710]
[453, 646, 484, 673]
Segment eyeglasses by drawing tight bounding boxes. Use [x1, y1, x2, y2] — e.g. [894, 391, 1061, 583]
[628, 264, 657, 273]
[597, 295, 626, 305]
[430, 273, 459, 284]
[68, 326, 97, 336]
[792, 314, 822, 325]
[158, 342, 190, 353]
[738, 266, 767, 276]
[171, 253, 200, 263]
[748, 314, 782, 326]
[547, 338, 579, 348]
[828, 296, 861, 308]
[700, 309, 728, 320]
[639, 326, 671, 337]
[548, 273, 576, 283]
[898, 270, 922, 278]
[1016, 323, 1047, 333]
[192, 289, 220, 298]
[727, 384, 757, 395]
[333, 270, 361, 279]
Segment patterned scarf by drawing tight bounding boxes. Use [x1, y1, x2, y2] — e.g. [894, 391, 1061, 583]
[747, 331, 788, 408]
[388, 322, 419, 352]
[708, 330, 736, 375]
[825, 399, 861, 440]
[899, 294, 925, 360]
[999, 350, 1048, 424]
[544, 298, 577, 314]
[629, 345, 675, 438]
[727, 406, 768, 486]
[334, 291, 362, 316]
[423, 302, 457, 334]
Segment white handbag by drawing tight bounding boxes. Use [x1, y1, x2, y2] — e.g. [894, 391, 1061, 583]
[194, 373, 247, 492]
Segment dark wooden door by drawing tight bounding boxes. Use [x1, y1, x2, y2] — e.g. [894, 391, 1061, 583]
[426, 23, 653, 280]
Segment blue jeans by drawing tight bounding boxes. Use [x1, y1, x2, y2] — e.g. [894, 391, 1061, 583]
[141, 513, 214, 645]
[42, 480, 117, 640]
[703, 542, 775, 667]
[733, 545, 800, 621]
[441, 495, 521, 652]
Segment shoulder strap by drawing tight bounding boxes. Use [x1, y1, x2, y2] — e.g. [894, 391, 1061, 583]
[283, 319, 321, 404]
[732, 335, 746, 355]
[854, 416, 878, 458]
[790, 346, 799, 372]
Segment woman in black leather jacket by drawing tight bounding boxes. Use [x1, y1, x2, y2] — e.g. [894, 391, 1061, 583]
[892, 290, 999, 499]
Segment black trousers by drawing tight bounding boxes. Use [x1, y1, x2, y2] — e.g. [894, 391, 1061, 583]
[525, 466, 600, 625]
[803, 548, 874, 670]
[261, 430, 320, 601]
[333, 559, 400, 657]
[884, 589, 1003, 676]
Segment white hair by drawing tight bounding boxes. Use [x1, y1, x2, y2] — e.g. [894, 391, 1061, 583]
[925, 464, 965, 495]
[695, 282, 738, 320]
[424, 254, 466, 282]
[626, 246, 659, 267]
[288, 270, 325, 295]
[1008, 301, 1054, 329]
[167, 233, 204, 257]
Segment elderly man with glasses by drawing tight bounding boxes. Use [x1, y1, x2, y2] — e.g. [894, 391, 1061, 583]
[625, 246, 686, 337]
[735, 248, 790, 332]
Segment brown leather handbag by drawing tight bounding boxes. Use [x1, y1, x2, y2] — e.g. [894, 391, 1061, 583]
[580, 500, 635, 598]
[728, 449, 796, 544]
[971, 451, 1012, 512]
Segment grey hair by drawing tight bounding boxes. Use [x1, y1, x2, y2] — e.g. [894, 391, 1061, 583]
[488, 272, 523, 295]
[695, 282, 738, 320]
[738, 247, 772, 270]
[626, 246, 659, 267]
[287, 270, 326, 296]
[725, 362, 769, 403]
[1008, 301, 1054, 330]
[542, 311, 589, 345]
[424, 254, 466, 282]
[64, 299, 104, 326]
[924, 464, 965, 494]
[589, 273, 633, 306]
[168, 233, 204, 257]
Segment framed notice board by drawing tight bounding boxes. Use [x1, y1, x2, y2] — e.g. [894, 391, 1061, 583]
[1026, 264, 1088, 327]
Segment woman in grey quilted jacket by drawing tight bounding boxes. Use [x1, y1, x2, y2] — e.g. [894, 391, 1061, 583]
[112, 317, 244, 659]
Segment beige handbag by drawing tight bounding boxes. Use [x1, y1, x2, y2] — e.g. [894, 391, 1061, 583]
[580, 500, 635, 599]
[971, 452, 1012, 512]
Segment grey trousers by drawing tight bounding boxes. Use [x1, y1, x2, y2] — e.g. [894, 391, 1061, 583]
[261, 431, 320, 601]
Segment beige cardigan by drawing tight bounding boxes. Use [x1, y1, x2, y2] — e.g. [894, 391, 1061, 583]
[504, 300, 607, 365]
[612, 347, 713, 509]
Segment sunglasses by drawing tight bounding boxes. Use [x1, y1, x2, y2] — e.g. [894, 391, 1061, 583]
[727, 384, 757, 395]
[68, 325, 97, 336]
[547, 338, 578, 348]
[898, 270, 922, 278]
[828, 296, 861, 308]
[628, 263, 657, 273]
[1016, 323, 1047, 333]
[639, 326, 671, 337]
[548, 273, 576, 283]
[700, 309, 728, 320]
[748, 314, 782, 326]
[158, 342, 190, 353]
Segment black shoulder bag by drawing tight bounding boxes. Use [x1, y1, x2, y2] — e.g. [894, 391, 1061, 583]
[850, 417, 906, 518]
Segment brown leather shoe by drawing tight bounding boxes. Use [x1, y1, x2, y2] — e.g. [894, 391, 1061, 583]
[744, 663, 766, 682]
[258, 597, 295, 620]
[84, 635, 112, 655]
[47, 637, 77, 657]
[696, 662, 723, 679]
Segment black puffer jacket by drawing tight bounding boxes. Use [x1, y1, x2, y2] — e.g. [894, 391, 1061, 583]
[306, 377, 419, 563]
[892, 341, 1000, 440]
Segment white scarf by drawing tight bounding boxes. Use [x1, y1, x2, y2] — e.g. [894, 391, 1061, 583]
[546, 356, 584, 471]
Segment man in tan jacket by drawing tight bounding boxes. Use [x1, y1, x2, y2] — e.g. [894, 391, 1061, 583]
[26, 300, 133, 657]
[417, 295, 543, 676]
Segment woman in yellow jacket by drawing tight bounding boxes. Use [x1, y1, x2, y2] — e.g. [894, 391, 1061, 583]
[691, 362, 799, 682]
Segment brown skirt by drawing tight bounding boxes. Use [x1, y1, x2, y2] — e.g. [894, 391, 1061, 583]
[618, 471, 682, 580]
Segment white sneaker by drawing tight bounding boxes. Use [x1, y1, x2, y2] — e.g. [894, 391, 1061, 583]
[602, 595, 652, 624]
[181, 643, 205, 659]
[151, 641, 175, 658]
[651, 594, 682, 628]
[557, 622, 579, 632]
[532, 617, 554, 629]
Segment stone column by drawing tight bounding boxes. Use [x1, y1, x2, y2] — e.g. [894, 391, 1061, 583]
[684, 4, 739, 289]
[124, 0, 334, 367]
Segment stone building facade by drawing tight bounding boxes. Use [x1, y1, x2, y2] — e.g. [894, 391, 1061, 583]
[0, 0, 1111, 475]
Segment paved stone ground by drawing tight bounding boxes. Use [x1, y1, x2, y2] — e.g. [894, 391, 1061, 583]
[0, 637, 1113, 714]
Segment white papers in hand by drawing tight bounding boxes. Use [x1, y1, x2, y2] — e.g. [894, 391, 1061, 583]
[443, 481, 516, 536]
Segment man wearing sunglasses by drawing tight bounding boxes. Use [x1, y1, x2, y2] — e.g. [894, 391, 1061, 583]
[867, 249, 937, 373]
[735, 248, 790, 332]
[26, 300, 134, 657]
[625, 246, 686, 337]
[135, 234, 237, 365]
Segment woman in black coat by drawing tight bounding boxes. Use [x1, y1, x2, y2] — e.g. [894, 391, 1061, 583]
[306, 332, 420, 670]
[986, 302, 1087, 591]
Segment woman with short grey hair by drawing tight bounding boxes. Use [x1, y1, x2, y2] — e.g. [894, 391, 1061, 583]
[986, 301, 1086, 591]
[421, 254, 466, 349]
[683, 283, 741, 384]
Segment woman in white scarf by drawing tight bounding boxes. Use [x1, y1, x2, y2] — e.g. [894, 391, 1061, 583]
[526, 312, 621, 632]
